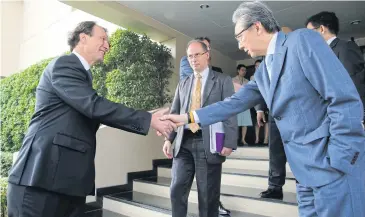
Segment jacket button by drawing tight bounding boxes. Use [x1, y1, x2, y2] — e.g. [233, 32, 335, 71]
[275, 116, 282, 121]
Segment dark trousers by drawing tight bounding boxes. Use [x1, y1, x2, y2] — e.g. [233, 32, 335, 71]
[170, 131, 222, 217]
[7, 183, 86, 217]
[268, 115, 287, 189]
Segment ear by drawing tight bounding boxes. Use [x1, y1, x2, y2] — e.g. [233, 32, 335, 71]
[319, 25, 326, 34]
[79, 33, 87, 44]
[256, 22, 263, 35]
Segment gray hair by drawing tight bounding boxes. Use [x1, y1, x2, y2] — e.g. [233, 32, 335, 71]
[186, 40, 209, 52]
[232, 1, 280, 33]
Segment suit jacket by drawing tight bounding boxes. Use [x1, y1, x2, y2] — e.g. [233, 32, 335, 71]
[8, 53, 151, 197]
[330, 38, 365, 109]
[195, 29, 365, 187]
[168, 69, 237, 164]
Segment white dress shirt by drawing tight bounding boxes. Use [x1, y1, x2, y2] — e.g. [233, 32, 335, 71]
[265, 32, 278, 81]
[326, 36, 337, 45]
[72, 50, 90, 71]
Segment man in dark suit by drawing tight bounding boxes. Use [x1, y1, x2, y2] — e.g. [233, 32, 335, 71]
[178, 36, 231, 215]
[306, 11, 365, 128]
[163, 40, 237, 217]
[7, 21, 176, 217]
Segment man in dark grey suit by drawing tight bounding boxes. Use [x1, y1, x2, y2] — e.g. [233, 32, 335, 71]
[306, 11, 365, 127]
[7, 21, 176, 217]
[256, 104, 286, 200]
[162, 40, 237, 217]
[179, 36, 231, 215]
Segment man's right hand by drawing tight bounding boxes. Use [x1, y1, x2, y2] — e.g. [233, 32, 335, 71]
[151, 111, 177, 138]
[162, 140, 173, 159]
[257, 111, 266, 127]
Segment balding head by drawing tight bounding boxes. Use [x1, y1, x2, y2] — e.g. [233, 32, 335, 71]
[186, 40, 210, 73]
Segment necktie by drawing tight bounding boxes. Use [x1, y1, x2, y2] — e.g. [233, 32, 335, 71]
[189, 73, 202, 133]
[266, 54, 273, 81]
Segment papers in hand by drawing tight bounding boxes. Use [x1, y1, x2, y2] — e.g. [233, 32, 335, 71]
[209, 122, 225, 154]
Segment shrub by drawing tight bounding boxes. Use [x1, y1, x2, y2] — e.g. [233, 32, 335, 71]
[0, 177, 8, 217]
[0, 58, 53, 152]
[0, 152, 13, 177]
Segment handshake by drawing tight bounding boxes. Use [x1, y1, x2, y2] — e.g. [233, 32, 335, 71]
[149, 107, 187, 137]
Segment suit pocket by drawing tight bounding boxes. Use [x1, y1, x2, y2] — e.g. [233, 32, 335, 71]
[302, 123, 330, 144]
[52, 133, 90, 182]
[53, 133, 88, 153]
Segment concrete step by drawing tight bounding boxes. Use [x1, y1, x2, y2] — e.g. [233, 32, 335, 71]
[231, 147, 269, 159]
[86, 209, 129, 217]
[223, 157, 292, 173]
[158, 166, 297, 193]
[132, 177, 298, 217]
[103, 191, 269, 217]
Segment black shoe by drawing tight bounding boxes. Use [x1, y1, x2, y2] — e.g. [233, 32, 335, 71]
[260, 188, 283, 200]
[219, 201, 230, 215]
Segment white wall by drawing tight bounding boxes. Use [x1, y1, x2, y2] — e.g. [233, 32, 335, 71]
[1, 0, 121, 77]
[95, 126, 165, 188]
[1, 1, 24, 77]
[19, 0, 121, 72]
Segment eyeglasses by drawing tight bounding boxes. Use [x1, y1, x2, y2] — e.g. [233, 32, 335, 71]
[188, 51, 208, 59]
[235, 23, 253, 42]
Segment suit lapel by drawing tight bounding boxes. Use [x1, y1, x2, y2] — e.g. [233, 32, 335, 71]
[260, 63, 271, 95]
[202, 69, 216, 106]
[184, 74, 194, 113]
[71, 53, 93, 84]
[267, 32, 288, 109]
[329, 38, 339, 49]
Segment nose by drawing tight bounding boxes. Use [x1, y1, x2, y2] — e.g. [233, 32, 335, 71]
[104, 41, 110, 51]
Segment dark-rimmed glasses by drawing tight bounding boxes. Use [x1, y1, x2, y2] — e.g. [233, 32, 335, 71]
[235, 23, 254, 41]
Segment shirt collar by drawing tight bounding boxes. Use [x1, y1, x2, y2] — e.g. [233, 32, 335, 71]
[326, 36, 337, 45]
[266, 32, 278, 56]
[72, 50, 90, 71]
[194, 67, 209, 79]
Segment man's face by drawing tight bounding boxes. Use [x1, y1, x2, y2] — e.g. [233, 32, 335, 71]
[238, 67, 246, 76]
[82, 25, 110, 63]
[187, 42, 209, 72]
[235, 22, 262, 58]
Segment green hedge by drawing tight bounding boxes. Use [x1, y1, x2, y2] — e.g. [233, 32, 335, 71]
[0, 28, 173, 156]
[0, 153, 13, 178]
[0, 177, 7, 217]
[0, 58, 53, 153]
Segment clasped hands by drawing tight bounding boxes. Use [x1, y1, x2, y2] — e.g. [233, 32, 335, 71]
[150, 108, 232, 159]
[150, 107, 187, 138]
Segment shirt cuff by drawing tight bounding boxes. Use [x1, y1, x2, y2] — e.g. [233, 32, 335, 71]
[193, 111, 200, 123]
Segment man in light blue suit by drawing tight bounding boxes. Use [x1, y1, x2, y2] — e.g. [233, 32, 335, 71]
[161, 2, 365, 217]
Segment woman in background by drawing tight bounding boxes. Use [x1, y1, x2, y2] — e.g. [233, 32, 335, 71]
[251, 60, 269, 145]
[233, 64, 252, 145]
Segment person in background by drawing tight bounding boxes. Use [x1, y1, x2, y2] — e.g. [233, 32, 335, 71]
[251, 59, 269, 146]
[163, 40, 237, 217]
[306, 11, 365, 129]
[178, 36, 231, 216]
[233, 64, 252, 146]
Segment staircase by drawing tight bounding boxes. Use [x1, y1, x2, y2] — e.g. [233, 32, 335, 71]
[96, 147, 299, 217]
